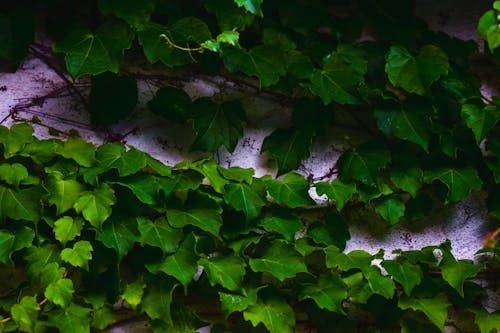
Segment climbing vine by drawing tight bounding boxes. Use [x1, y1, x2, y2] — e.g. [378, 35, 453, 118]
[0, 0, 499, 332]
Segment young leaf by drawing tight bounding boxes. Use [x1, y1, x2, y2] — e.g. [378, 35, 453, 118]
[198, 254, 246, 291]
[461, 103, 499, 144]
[423, 167, 482, 203]
[265, 173, 315, 208]
[261, 127, 313, 176]
[249, 239, 307, 281]
[373, 196, 406, 226]
[46, 172, 85, 216]
[47, 303, 91, 333]
[120, 277, 146, 310]
[472, 308, 500, 333]
[381, 259, 423, 296]
[224, 182, 267, 221]
[258, 216, 303, 241]
[243, 297, 295, 333]
[137, 217, 183, 254]
[11, 296, 40, 332]
[364, 265, 395, 299]
[59, 137, 96, 167]
[60, 240, 93, 271]
[53, 216, 83, 246]
[337, 141, 391, 186]
[0, 124, 34, 158]
[398, 293, 451, 332]
[189, 99, 246, 153]
[95, 217, 138, 260]
[73, 184, 116, 228]
[53, 19, 134, 78]
[140, 277, 178, 324]
[298, 273, 348, 313]
[45, 278, 74, 308]
[315, 179, 356, 211]
[0, 163, 29, 187]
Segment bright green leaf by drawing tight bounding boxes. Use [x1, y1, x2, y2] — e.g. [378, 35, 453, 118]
[167, 204, 222, 238]
[235, 0, 263, 16]
[0, 185, 43, 222]
[60, 240, 93, 271]
[0, 124, 34, 158]
[11, 296, 40, 332]
[439, 247, 483, 297]
[244, 297, 295, 333]
[315, 179, 356, 211]
[399, 293, 450, 332]
[0, 163, 29, 187]
[39, 262, 65, 289]
[473, 308, 500, 333]
[364, 265, 395, 299]
[73, 184, 116, 228]
[198, 254, 246, 291]
[47, 303, 91, 333]
[120, 277, 145, 310]
[46, 172, 85, 216]
[461, 103, 499, 144]
[59, 136, 96, 167]
[137, 217, 182, 254]
[53, 216, 83, 246]
[381, 259, 423, 296]
[219, 287, 258, 317]
[325, 246, 372, 272]
[265, 173, 315, 208]
[45, 278, 74, 308]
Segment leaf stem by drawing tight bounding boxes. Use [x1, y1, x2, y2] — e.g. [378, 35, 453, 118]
[159, 34, 203, 52]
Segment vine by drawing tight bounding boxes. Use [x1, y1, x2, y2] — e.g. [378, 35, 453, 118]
[0, 0, 499, 332]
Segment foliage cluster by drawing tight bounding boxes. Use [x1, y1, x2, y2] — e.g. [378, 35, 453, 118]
[0, 0, 500, 332]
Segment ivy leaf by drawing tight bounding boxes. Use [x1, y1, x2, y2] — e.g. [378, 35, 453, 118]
[235, 0, 263, 16]
[97, 0, 155, 28]
[261, 127, 314, 175]
[0, 227, 31, 265]
[53, 19, 133, 78]
[0, 230, 15, 265]
[315, 179, 356, 211]
[398, 293, 451, 332]
[307, 214, 350, 250]
[73, 184, 116, 228]
[88, 72, 138, 126]
[113, 174, 160, 205]
[309, 67, 362, 105]
[59, 136, 96, 167]
[60, 240, 93, 271]
[461, 103, 499, 144]
[11, 296, 40, 332]
[198, 254, 246, 291]
[147, 86, 193, 123]
[46, 172, 85, 216]
[45, 279, 74, 308]
[190, 99, 246, 153]
[0, 185, 43, 222]
[243, 297, 295, 333]
[265, 173, 315, 208]
[190, 159, 229, 194]
[140, 277, 178, 324]
[473, 308, 500, 333]
[423, 167, 482, 203]
[325, 246, 372, 272]
[167, 202, 222, 237]
[385, 45, 449, 95]
[374, 99, 431, 151]
[146, 234, 199, 290]
[218, 287, 259, 316]
[95, 217, 138, 260]
[337, 141, 391, 186]
[381, 259, 423, 296]
[219, 166, 254, 183]
[249, 240, 307, 281]
[205, 0, 254, 31]
[53, 216, 83, 246]
[24, 245, 61, 277]
[374, 196, 406, 226]
[224, 182, 266, 221]
[0, 163, 29, 187]
[47, 303, 91, 333]
[298, 273, 348, 313]
[364, 266, 395, 299]
[258, 216, 303, 241]
[39, 262, 66, 289]
[160, 170, 204, 195]
[439, 245, 483, 297]
[120, 277, 145, 310]
[0, 124, 34, 158]
[137, 217, 182, 254]
[223, 45, 286, 87]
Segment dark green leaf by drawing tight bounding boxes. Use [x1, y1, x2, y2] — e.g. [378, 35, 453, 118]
[205, 0, 254, 31]
[315, 179, 356, 211]
[325, 246, 372, 272]
[218, 287, 259, 316]
[258, 216, 303, 241]
[167, 202, 222, 237]
[398, 293, 451, 332]
[307, 214, 350, 250]
[147, 86, 193, 123]
[364, 265, 395, 299]
[424, 167, 482, 203]
[461, 103, 499, 144]
[299, 273, 347, 313]
[244, 297, 295, 333]
[95, 217, 138, 260]
[224, 182, 266, 221]
[0, 185, 43, 222]
[198, 254, 246, 291]
[381, 260, 423, 295]
[265, 173, 315, 208]
[24, 244, 60, 277]
[137, 217, 182, 254]
[439, 246, 483, 297]
[47, 303, 91, 333]
[140, 277, 178, 324]
[374, 196, 406, 226]
[0, 9, 34, 63]
[97, 0, 155, 28]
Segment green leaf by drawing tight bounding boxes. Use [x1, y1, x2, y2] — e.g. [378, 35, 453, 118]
[113, 174, 160, 205]
[364, 265, 395, 299]
[473, 308, 500, 333]
[24, 244, 61, 277]
[53, 19, 134, 78]
[0, 124, 34, 158]
[298, 273, 348, 313]
[190, 99, 246, 153]
[224, 182, 266, 221]
[189, 159, 229, 194]
[385, 45, 449, 95]
[265, 173, 315, 208]
[315, 179, 356, 211]
[234, 0, 263, 16]
[337, 141, 391, 186]
[374, 196, 406, 226]
[167, 203, 222, 237]
[59, 137, 96, 167]
[97, 0, 155, 28]
[261, 127, 313, 175]
[219, 287, 258, 316]
[325, 246, 372, 272]
[95, 217, 137, 260]
[223, 45, 286, 87]
[120, 277, 145, 310]
[249, 240, 307, 281]
[137, 217, 182, 254]
[198, 254, 246, 291]
[47, 303, 91, 333]
[140, 277, 178, 324]
[219, 166, 254, 183]
[60, 240, 93, 271]
[39, 262, 66, 289]
[309, 68, 361, 106]
[73, 184, 116, 228]
[258, 216, 303, 241]
[243, 297, 295, 333]
[461, 103, 499, 144]
[146, 234, 199, 290]
[147, 86, 193, 123]
[307, 214, 350, 250]
[391, 167, 423, 198]
[45, 279, 74, 308]
[46, 172, 85, 216]
[160, 170, 204, 195]
[398, 293, 451, 332]
[478, 10, 496, 38]
[88, 72, 138, 126]
[374, 99, 431, 151]
[205, 0, 254, 31]
[53, 216, 83, 246]
[0, 230, 15, 265]
[439, 247, 483, 297]
[0, 185, 43, 222]
[11, 296, 40, 332]
[0, 163, 29, 187]
[423, 167, 482, 203]
[381, 260, 423, 296]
